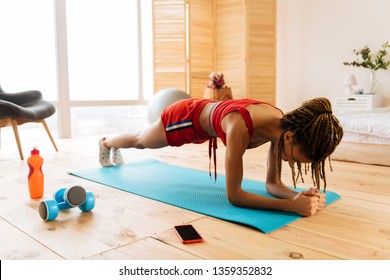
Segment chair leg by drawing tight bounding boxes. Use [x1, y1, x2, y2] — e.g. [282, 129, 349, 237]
[41, 119, 58, 152]
[10, 119, 24, 160]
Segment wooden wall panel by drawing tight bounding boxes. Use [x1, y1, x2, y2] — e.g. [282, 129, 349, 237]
[189, 0, 215, 98]
[152, 0, 187, 93]
[215, 0, 246, 98]
[246, 0, 276, 104]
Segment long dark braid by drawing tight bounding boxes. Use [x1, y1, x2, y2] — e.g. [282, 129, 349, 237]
[277, 97, 343, 192]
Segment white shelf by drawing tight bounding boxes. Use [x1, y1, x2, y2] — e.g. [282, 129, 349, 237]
[332, 94, 382, 112]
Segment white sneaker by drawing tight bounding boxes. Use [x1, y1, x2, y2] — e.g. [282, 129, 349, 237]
[112, 148, 125, 165]
[99, 137, 114, 167]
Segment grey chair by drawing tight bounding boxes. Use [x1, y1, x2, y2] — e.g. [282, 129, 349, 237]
[0, 85, 58, 160]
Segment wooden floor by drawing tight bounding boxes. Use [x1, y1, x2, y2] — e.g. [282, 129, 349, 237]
[1, 130, 389, 260]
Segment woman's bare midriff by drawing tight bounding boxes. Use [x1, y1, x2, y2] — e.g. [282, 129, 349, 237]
[199, 101, 220, 137]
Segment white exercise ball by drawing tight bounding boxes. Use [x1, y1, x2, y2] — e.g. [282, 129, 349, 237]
[147, 88, 190, 124]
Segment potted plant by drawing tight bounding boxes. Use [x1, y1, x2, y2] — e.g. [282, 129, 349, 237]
[203, 72, 232, 101]
[343, 42, 390, 94]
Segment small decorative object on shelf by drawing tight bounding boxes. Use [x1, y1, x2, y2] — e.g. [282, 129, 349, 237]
[343, 42, 390, 94]
[342, 74, 358, 95]
[203, 71, 233, 101]
[207, 71, 225, 89]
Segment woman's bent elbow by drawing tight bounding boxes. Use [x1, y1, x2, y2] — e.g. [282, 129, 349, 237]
[265, 182, 278, 197]
[227, 193, 243, 207]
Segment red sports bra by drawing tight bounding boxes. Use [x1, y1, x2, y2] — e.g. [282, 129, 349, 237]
[207, 99, 283, 180]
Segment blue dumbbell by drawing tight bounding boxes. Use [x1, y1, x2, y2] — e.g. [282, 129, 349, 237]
[39, 185, 95, 221]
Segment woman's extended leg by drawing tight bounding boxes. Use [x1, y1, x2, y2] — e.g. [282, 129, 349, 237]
[103, 119, 169, 149]
[99, 119, 168, 167]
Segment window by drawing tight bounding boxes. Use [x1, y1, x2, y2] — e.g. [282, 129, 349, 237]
[66, 0, 140, 101]
[64, 0, 154, 137]
[0, 0, 57, 100]
[1, 0, 155, 138]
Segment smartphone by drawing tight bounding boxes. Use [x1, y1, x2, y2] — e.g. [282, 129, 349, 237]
[174, 224, 204, 244]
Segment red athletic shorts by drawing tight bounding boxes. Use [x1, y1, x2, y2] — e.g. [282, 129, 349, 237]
[161, 98, 212, 147]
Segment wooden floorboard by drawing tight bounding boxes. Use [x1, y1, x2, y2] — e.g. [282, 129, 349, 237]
[0, 132, 389, 260]
[87, 237, 202, 260]
[155, 218, 340, 260]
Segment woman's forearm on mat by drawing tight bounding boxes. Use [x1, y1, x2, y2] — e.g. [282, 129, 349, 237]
[226, 188, 293, 212]
[265, 181, 299, 199]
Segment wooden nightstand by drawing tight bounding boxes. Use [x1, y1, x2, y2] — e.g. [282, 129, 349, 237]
[332, 94, 382, 112]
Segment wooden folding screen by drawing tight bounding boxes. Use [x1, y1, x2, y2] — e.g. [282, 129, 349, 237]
[215, 0, 246, 98]
[246, 0, 276, 104]
[152, 0, 276, 104]
[188, 0, 214, 98]
[152, 0, 187, 93]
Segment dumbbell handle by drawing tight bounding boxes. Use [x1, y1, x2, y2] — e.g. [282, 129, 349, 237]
[57, 201, 74, 211]
[57, 192, 94, 211]
[54, 186, 86, 207]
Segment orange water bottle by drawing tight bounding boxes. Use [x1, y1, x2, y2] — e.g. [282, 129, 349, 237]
[27, 147, 44, 198]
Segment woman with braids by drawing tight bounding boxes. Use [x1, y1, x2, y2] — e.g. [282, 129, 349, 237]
[99, 97, 343, 216]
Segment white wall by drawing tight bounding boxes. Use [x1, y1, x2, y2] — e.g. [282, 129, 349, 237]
[276, 0, 390, 111]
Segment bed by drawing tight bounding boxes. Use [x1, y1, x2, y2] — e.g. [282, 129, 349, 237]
[331, 106, 390, 166]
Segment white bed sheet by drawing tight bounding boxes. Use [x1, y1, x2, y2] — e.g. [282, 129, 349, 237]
[335, 106, 390, 144]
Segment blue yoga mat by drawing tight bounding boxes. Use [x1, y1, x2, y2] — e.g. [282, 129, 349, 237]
[70, 159, 340, 233]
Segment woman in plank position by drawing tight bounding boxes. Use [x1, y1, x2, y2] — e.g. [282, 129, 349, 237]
[99, 97, 343, 217]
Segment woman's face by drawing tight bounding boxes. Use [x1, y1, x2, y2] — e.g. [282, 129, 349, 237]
[282, 132, 311, 164]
